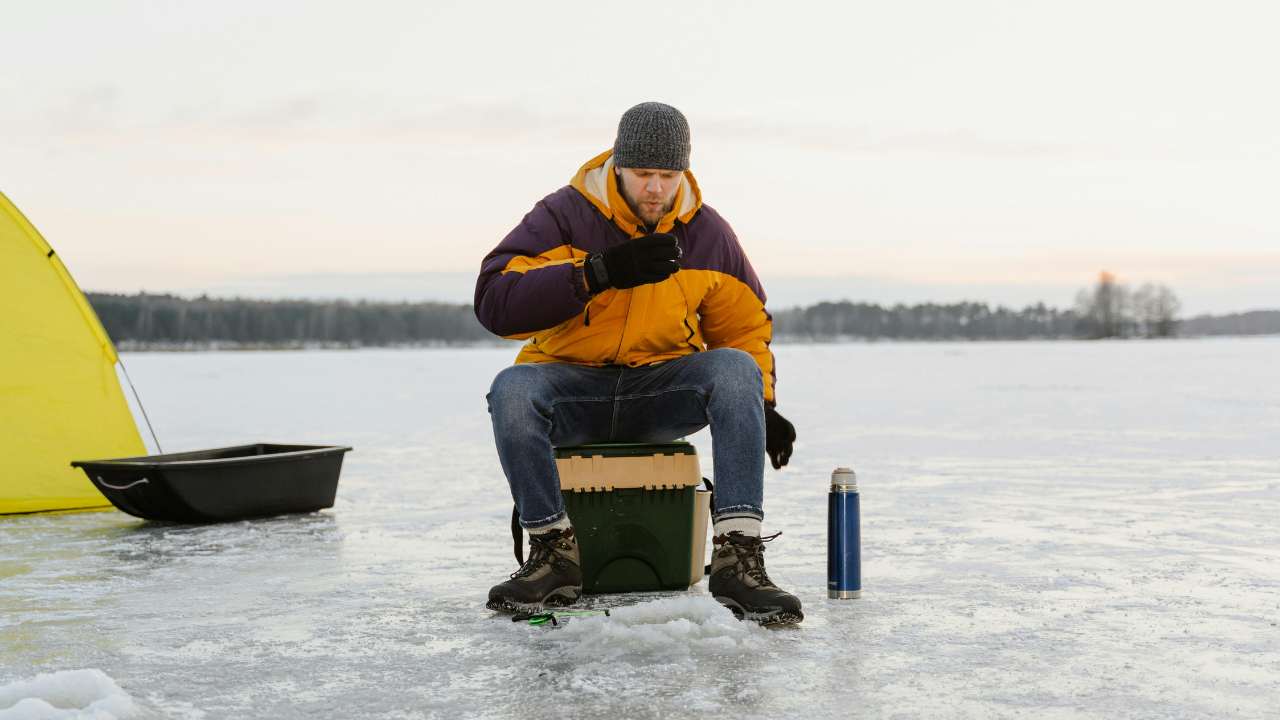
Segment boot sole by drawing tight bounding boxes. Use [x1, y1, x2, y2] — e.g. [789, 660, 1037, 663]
[714, 595, 804, 626]
[486, 586, 581, 615]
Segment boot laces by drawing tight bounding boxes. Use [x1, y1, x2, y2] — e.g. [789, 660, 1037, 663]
[511, 530, 571, 579]
[720, 531, 781, 588]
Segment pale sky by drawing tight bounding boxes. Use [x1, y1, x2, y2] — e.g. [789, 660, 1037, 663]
[3, 1, 1277, 314]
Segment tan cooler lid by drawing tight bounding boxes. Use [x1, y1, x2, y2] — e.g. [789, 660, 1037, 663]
[556, 442, 702, 492]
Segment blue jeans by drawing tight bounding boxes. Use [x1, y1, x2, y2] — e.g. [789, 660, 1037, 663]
[486, 347, 766, 529]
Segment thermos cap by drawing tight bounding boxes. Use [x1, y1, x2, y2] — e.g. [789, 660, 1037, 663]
[831, 466, 858, 490]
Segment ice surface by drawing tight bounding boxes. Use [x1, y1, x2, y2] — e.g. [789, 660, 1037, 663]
[0, 669, 135, 720]
[2, 339, 1279, 718]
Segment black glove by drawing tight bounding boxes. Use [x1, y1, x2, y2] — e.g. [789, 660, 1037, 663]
[585, 233, 680, 292]
[765, 405, 796, 470]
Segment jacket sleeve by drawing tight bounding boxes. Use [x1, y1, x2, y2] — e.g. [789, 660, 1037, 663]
[697, 227, 778, 405]
[473, 197, 591, 340]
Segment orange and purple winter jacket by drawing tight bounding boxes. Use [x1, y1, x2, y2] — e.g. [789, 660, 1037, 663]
[474, 150, 777, 404]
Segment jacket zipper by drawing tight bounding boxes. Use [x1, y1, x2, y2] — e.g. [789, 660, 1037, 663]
[610, 223, 647, 363]
[612, 291, 631, 363]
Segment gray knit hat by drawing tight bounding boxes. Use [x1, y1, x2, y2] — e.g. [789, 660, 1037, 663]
[613, 102, 691, 170]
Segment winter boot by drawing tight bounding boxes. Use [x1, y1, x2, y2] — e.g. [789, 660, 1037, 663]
[486, 527, 583, 613]
[708, 531, 804, 626]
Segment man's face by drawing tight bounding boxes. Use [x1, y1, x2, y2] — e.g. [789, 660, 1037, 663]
[616, 167, 682, 227]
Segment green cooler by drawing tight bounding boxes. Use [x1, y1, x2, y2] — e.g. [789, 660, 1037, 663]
[556, 442, 711, 594]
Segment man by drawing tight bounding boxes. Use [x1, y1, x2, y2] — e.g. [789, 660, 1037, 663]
[473, 102, 801, 625]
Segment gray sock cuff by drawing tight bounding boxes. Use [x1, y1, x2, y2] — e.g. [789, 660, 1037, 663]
[527, 515, 572, 535]
[713, 516, 762, 537]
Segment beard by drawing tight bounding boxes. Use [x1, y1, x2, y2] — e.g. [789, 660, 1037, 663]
[619, 183, 676, 227]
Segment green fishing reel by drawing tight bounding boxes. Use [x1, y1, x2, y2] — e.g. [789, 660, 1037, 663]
[511, 608, 612, 626]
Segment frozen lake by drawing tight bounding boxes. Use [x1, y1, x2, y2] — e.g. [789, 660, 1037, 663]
[3, 338, 1278, 719]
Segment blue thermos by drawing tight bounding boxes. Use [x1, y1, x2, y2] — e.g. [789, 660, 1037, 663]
[828, 466, 861, 598]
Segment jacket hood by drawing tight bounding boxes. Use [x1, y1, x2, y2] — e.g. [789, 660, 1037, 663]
[570, 149, 702, 235]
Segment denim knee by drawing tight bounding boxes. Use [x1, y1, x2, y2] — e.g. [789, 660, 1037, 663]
[486, 365, 547, 423]
[705, 348, 762, 392]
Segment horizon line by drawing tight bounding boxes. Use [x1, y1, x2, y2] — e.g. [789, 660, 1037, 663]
[81, 288, 1280, 319]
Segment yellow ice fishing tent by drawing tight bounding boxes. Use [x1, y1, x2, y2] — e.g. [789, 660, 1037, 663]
[1, 192, 145, 514]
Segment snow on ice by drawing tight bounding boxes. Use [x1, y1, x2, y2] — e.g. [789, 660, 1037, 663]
[554, 596, 769, 660]
[0, 670, 135, 720]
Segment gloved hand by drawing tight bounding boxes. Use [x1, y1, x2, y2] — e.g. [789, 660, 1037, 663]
[765, 405, 796, 470]
[585, 233, 680, 292]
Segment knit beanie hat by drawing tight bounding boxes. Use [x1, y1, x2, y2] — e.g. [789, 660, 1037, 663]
[613, 102, 691, 171]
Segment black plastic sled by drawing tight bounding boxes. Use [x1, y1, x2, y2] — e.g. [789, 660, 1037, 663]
[71, 443, 352, 522]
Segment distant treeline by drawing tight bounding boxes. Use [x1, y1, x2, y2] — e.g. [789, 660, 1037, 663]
[87, 293, 492, 349]
[771, 301, 1080, 341]
[1179, 310, 1280, 337]
[85, 292, 1279, 349]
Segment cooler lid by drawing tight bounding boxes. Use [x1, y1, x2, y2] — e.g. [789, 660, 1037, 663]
[554, 441, 696, 460]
